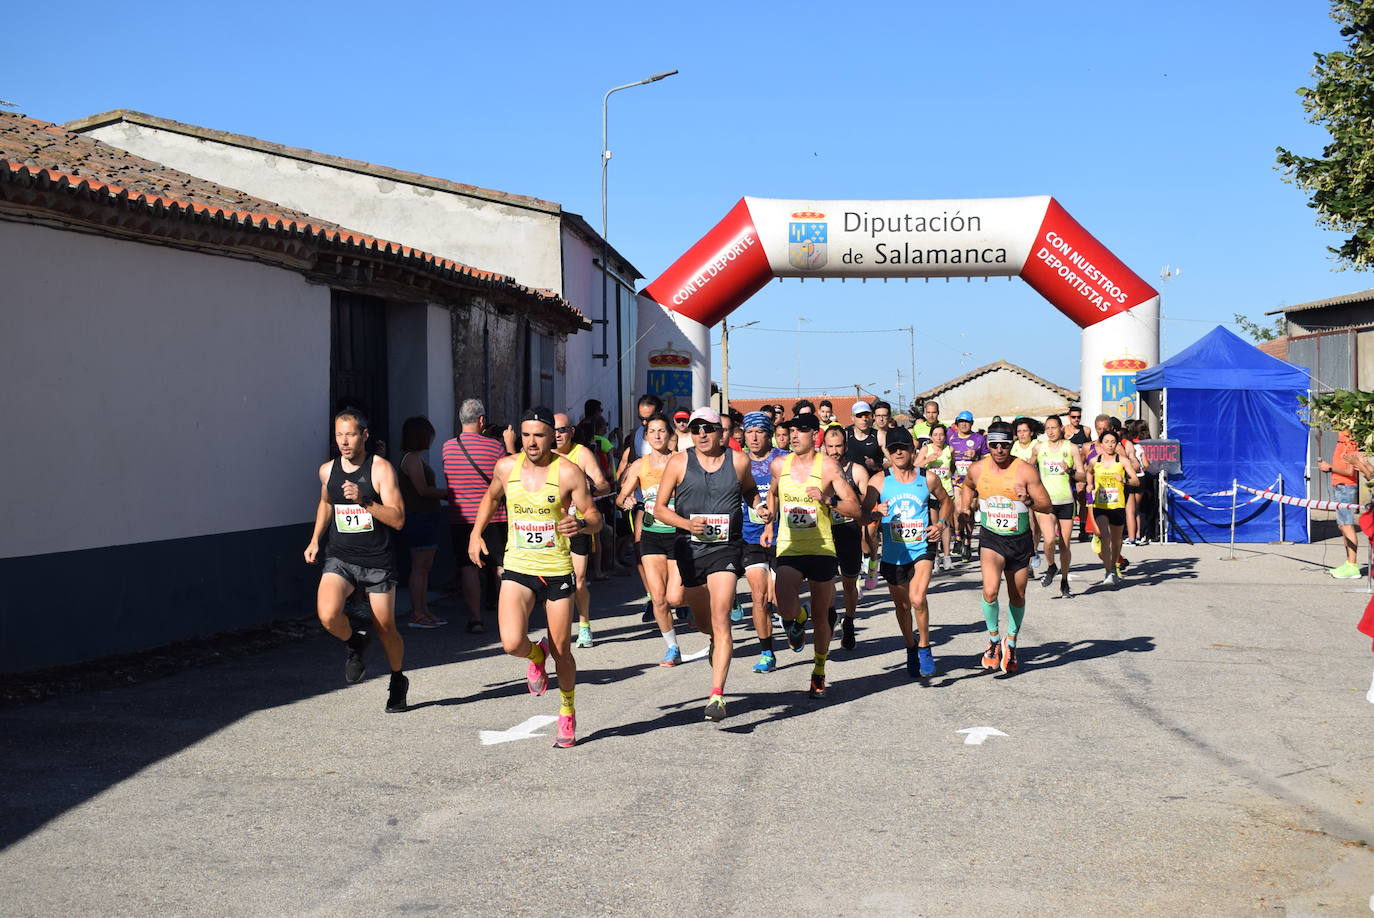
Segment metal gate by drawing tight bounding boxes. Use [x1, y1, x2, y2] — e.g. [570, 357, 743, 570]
[330, 291, 389, 455]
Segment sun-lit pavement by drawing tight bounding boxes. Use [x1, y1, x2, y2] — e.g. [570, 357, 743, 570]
[2, 537, 1372, 917]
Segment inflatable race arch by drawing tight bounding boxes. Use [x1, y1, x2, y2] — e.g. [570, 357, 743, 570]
[633, 196, 1158, 423]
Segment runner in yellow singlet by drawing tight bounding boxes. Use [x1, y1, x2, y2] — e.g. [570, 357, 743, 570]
[554, 412, 613, 648]
[1030, 414, 1084, 597]
[959, 421, 1052, 676]
[918, 422, 956, 571]
[763, 413, 862, 699]
[469, 407, 601, 749]
[1087, 429, 1140, 587]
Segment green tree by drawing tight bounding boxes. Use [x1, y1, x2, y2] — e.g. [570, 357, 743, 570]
[1301, 389, 1374, 452]
[1276, 0, 1374, 270]
[1233, 313, 1286, 341]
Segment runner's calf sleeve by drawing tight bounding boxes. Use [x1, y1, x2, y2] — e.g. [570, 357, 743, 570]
[981, 599, 1000, 636]
[526, 641, 545, 665]
[1007, 605, 1025, 639]
[559, 689, 575, 716]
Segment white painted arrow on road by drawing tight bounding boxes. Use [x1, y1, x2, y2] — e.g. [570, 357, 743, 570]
[480, 715, 557, 746]
[956, 727, 1008, 745]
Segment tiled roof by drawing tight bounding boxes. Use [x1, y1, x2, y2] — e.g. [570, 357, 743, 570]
[1265, 289, 1374, 316]
[727, 394, 891, 426]
[915, 360, 1078, 402]
[65, 109, 562, 215]
[1257, 337, 1289, 360]
[0, 111, 587, 329]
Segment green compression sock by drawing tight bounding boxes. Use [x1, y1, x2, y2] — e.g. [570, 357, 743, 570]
[813, 652, 827, 676]
[981, 599, 1001, 637]
[526, 641, 545, 665]
[1007, 605, 1025, 642]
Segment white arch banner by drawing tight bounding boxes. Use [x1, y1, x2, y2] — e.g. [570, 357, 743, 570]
[636, 196, 1159, 422]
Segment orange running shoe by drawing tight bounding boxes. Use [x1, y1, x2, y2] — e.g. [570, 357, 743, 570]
[981, 640, 1000, 669]
[1000, 639, 1019, 675]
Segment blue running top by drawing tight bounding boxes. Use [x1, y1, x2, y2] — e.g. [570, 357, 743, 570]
[743, 447, 786, 545]
[880, 470, 933, 565]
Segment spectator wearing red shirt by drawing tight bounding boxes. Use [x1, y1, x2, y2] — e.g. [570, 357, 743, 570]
[1319, 430, 1373, 579]
[442, 398, 510, 630]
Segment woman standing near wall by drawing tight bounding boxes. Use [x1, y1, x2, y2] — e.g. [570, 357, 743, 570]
[399, 416, 449, 628]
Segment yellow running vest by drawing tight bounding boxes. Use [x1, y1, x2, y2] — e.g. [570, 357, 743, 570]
[776, 453, 835, 557]
[504, 453, 573, 576]
[1093, 459, 1126, 510]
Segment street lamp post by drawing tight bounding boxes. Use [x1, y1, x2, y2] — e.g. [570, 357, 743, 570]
[601, 69, 678, 429]
[721, 318, 758, 412]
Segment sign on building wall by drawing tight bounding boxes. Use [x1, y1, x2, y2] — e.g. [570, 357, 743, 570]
[1101, 352, 1147, 419]
[646, 342, 693, 411]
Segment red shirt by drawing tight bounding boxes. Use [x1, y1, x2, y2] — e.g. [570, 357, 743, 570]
[442, 432, 507, 523]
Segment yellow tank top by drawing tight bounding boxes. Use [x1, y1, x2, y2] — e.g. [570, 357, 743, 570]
[1092, 459, 1126, 510]
[776, 453, 834, 557]
[1011, 441, 1035, 462]
[975, 459, 1030, 536]
[504, 453, 572, 576]
[637, 454, 677, 535]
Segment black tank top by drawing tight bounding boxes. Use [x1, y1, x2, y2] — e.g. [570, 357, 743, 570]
[676, 448, 743, 551]
[325, 455, 394, 568]
[845, 426, 884, 468]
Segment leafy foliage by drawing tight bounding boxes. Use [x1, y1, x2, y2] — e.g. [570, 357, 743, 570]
[1300, 388, 1374, 451]
[1233, 313, 1286, 341]
[1276, 0, 1374, 270]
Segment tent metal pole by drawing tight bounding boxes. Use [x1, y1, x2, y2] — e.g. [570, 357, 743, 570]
[1278, 474, 1284, 543]
[1227, 477, 1238, 560]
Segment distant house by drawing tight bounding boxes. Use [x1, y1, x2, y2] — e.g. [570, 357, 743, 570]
[66, 109, 642, 429]
[914, 361, 1079, 428]
[0, 111, 585, 672]
[725, 395, 891, 426]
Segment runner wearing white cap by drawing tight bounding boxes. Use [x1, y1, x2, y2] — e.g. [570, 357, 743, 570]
[650, 407, 769, 722]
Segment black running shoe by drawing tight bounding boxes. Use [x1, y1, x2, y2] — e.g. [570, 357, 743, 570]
[344, 630, 370, 684]
[807, 673, 826, 698]
[785, 618, 806, 653]
[385, 672, 409, 713]
[704, 694, 727, 722]
[1060, 579, 1071, 599]
[641, 601, 654, 623]
[906, 644, 919, 677]
[827, 607, 838, 631]
[1040, 563, 1059, 587]
[841, 615, 856, 651]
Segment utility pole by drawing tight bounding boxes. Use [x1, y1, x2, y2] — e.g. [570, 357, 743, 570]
[720, 319, 758, 412]
[907, 325, 916, 406]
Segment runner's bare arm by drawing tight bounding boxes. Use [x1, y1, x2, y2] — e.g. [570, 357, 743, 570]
[304, 466, 333, 563]
[352, 458, 404, 531]
[1016, 463, 1053, 515]
[924, 472, 951, 540]
[559, 463, 603, 536]
[958, 464, 980, 527]
[735, 451, 767, 520]
[644, 452, 694, 532]
[402, 453, 449, 500]
[862, 472, 885, 523]
[580, 450, 614, 499]
[1121, 455, 1142, 487]
[615, 458, 643, 510]
[468, 456, 512, 567]
[823, 457, 863, 520]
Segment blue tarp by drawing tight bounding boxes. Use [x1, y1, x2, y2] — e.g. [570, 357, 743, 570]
[1137, 326, 1309, 543]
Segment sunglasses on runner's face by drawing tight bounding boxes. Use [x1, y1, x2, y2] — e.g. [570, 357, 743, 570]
[988, 442, 1012, 450]
[689, 422, 721, 434]
[555, 425, 575, 433]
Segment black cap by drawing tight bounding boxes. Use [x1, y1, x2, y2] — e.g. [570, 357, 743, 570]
[787, 413, 821, 432]
[885, 426, 914, 449]
[520, 406, 555, 428]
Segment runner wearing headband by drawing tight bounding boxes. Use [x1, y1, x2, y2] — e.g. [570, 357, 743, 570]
[959, 421, 1052, 676]
[740, 411, 787, 673]
[469, 407, 602, 748]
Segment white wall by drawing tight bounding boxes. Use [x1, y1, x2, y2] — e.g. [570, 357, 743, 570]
[932, 370, 1073, 428]
[0, 221, 329, 558]
[82, 122, 565, 293]
[560, 224, 619, 424]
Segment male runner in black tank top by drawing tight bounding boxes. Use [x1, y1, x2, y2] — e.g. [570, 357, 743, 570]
[653, 407, 768, 723]
[305, 408, 410, 712]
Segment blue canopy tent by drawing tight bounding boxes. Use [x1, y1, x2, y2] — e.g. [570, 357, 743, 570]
[1136, 326, 1309, 543]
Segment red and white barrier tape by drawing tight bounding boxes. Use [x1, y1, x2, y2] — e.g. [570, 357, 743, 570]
[1236, 484, 1363, 512]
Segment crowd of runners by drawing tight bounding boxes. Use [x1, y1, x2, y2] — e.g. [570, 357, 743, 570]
[304, 396, 1159, 746]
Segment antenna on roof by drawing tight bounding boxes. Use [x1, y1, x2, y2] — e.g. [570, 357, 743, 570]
[0, 100, 18, 108]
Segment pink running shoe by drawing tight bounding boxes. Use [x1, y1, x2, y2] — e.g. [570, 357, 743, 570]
[526, 637, 550, 696]
[554, 713, 576, 748]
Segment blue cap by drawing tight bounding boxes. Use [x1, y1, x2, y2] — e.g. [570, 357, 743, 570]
[955, 410, 974, 422]
[742, 410, 773, 433]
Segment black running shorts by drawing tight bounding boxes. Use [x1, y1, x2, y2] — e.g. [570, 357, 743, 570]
[674, 541, 743, 588]
[978, 528, 1035, 573]
[323, 556, 397, 594]
[638, 529, 678, 558]
[569, 532, 594, 556]
[501, 569, 575, 602]
[1093, 507, 1127, 528]
[776, 553, 839, 583]
[1050, 502, 1075, 521]
[833, 524, 864, 579]
[742, 541, 775, 570]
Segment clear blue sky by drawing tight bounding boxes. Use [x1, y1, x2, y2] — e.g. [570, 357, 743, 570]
[4, 1, 1361, 406]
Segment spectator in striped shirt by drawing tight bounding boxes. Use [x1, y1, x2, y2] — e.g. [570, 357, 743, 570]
[442, 399, 510, 632]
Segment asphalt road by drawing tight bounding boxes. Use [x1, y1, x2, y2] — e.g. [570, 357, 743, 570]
[2, 537, 1372, 917]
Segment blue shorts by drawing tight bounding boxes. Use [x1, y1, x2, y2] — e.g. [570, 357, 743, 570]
[1335, 483, 1358, 527]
